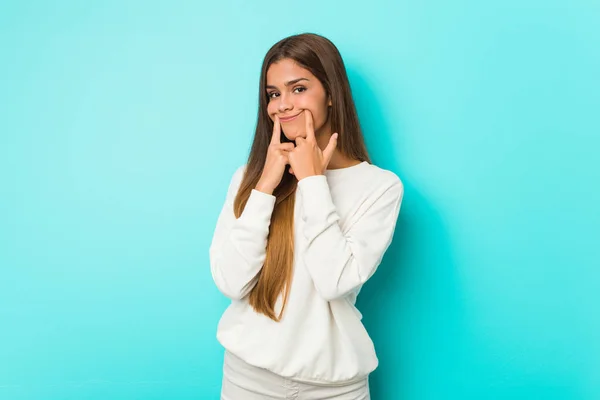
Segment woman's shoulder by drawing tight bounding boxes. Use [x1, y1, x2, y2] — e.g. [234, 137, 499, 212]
[327, 161, 403, 203]
[232, 163, 248, 180]
[360, 162, 403, 192]
[223, 163, 248, 195]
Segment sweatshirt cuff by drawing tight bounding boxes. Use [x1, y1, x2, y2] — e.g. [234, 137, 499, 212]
[240, 189, 277, 223]
[297, 174, 337, 226]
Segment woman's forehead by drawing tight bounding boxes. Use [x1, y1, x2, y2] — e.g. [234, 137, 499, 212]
[267, 59, 314, 82]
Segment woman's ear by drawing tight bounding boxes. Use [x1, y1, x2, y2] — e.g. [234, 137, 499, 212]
[328, 96, 332, 106]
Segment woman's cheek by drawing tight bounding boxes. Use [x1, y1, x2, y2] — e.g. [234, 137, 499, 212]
[267, 105, 278, 120]
[307, 108, 323, 127]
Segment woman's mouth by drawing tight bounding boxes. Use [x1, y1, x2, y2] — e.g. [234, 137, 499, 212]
[279, 112, 302, 122]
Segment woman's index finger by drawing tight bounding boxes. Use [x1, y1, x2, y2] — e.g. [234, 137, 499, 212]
[304, 110, 316, 142]
[271, 115, 281, 144]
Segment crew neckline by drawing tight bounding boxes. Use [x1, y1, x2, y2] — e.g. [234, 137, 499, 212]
[324, 161, 369, 177]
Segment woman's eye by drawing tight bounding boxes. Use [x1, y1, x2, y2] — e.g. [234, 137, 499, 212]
[267, 88, 304, 99]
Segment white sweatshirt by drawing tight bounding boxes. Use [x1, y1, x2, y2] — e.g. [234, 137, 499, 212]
[209, 160, 404, 385]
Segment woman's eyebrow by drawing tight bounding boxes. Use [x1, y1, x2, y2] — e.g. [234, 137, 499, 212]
[266, 77, 309, 90]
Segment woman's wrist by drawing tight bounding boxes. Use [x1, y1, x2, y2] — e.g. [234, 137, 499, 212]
[255, 182, 274, 195]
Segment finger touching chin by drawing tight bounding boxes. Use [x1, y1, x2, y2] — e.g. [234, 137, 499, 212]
[282, 129, 306, 141]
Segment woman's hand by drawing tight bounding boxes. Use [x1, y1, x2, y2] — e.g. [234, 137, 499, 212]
[256, 115, 295, 195]
[288, 110, 338, 181]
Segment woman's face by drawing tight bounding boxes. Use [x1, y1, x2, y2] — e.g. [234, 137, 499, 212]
[266, 58, 332, 141]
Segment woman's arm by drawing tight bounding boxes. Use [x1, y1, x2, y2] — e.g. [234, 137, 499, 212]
[297, 174, 404, 301]
[209, 166, 276, 300]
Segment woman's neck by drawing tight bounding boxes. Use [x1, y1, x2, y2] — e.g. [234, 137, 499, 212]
[316, 134, 361, 170]
[315, 118, 361, 170]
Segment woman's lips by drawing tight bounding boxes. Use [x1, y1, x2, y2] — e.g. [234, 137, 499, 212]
[279, 112, 302, 122]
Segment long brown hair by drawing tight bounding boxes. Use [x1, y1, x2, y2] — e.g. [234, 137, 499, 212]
[234, 33, 371, 321]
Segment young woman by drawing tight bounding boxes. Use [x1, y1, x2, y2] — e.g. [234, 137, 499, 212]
[209, 33, 404, 399]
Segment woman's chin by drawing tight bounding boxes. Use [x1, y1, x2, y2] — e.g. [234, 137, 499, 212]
[282, 131, 306, 142]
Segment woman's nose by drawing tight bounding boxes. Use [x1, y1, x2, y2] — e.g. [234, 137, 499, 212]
[278, 94, 292, 112]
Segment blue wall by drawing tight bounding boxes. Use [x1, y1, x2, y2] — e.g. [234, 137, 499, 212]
[1, 0, 598, 399]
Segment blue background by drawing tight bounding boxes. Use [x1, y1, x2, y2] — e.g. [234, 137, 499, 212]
[1, 0, 598, 399]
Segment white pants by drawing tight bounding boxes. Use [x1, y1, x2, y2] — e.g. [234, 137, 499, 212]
[221, 351, 371, 400]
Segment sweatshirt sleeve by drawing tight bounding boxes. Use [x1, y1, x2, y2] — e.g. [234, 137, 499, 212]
[209, 165, 276, 300]
[297, 174, 404, 301]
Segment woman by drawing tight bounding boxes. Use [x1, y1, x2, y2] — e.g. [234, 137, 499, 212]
[209, 32, 404, 399]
